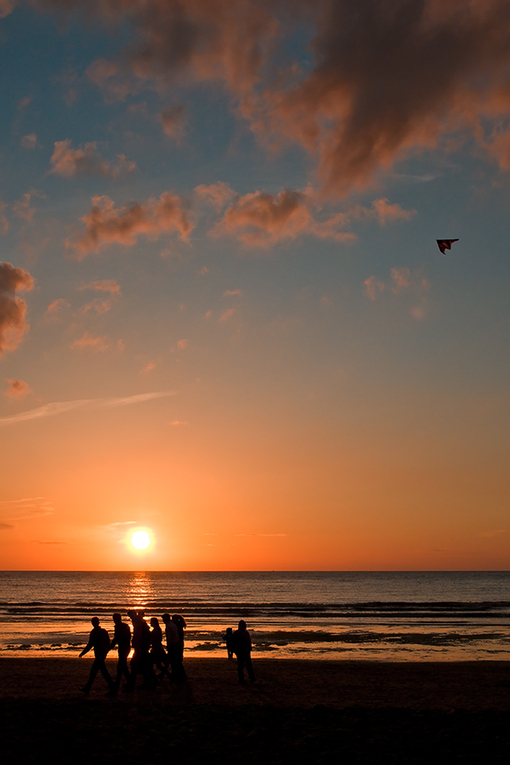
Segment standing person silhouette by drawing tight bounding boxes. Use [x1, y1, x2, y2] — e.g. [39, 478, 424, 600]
[172, 613, 187, 681]
[110, 612, 131, 690]
[232, 619, 255, 684]
[150, 616, 167, 676]
[79, 617, 115, 695]
[125, 609, 151, 690]
[162, 612, 180, 680]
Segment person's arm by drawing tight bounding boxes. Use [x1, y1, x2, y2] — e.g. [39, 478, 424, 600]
[79, 633, 93, 658]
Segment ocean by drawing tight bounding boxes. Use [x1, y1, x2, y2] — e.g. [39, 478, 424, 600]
[0, 571, 509, 661]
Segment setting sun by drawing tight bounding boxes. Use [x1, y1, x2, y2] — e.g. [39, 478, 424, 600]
[130, 530, 152, 551]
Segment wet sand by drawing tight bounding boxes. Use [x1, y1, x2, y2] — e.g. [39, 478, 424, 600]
[2, 657, 510, 763]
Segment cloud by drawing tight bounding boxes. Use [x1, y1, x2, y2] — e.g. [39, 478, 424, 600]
[486, 128, 510, 170]
[78, 299, 114, 316]
[0, 496, 54, 520]
[70, 332, 109, 351]
[12, 192, 36, 222]
[0, 262, 34, 355]
[372, 198, 416, 226]
[213, 188, 311, 246]
[390, 267, 412, 293]
[364, 276, 385, 301]
[0, 390, 177, 426]
[0, 0, 15, 19]
[86, 57, 140, 102]
[76, 279, 121, 315]
[21, 133, 39, 150]
[211, 188, 410, 247]
[0, 522, 14, 530]
[45, 298, 70, 321]
[4, 379, 32, 398]
[177, 338, 188, 350]
[161, 105, 186, 141]
[43, 0, 510, 196]
[70, 192, 193, 256]
[17, 95, 32, 111]
[195, 182, 237, 212]
[49, 139, 136, 178]
[78, 279, 121, 294]
[223, 289, 242, 297]
[219, 307, 236, 322]
[33, 539, 70, 545]
[261, 0, 510, 194]
[364, 267, 430, 319]
[235, 533, 286, 537]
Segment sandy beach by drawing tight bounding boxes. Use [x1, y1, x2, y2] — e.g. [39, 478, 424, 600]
[2, 657, 509, 763]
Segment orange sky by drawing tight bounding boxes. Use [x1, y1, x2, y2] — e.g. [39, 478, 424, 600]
[1, 1, 509, 570]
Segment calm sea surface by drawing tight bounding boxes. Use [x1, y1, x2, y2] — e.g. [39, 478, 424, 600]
[0, 571, 509, 661]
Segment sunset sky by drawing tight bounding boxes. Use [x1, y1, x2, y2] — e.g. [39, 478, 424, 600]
[1, 0, 509, 571]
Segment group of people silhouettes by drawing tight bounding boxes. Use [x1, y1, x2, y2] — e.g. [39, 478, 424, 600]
[79, 610, 187, 695]
[79, 612, 255, 695]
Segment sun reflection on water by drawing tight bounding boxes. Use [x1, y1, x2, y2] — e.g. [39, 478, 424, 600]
[127, 572, 154, 608]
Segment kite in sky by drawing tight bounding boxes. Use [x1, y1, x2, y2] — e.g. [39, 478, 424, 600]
[436, 239, 459, 254]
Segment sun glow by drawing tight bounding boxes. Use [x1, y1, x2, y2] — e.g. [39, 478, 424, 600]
[130, 529, 152, 551]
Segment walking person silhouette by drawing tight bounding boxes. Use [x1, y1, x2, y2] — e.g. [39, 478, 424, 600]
[125, 610, 152, 690]
[79, 617, 115, 695]
[110, 612, 131, 690]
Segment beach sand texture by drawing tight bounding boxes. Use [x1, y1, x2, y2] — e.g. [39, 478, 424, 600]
[2, 658, 510, 764]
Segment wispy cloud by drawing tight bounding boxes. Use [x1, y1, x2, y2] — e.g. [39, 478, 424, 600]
[21, 133, 39, 150]
[161, 105, 186, 142]
[45, 298, 70, 321]
[78, 279, 121, 294]
[0, 390, 177, 426]
[480, 529, 507, 538]
[70, 332, 109, 351]
[32, 538, 80, 545]
[0, 496, 54, 520]
[364, 267, 430, 320]
[235, 533, 286, 537]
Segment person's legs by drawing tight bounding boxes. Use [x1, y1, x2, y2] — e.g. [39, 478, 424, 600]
[237, 656, 247, 684]
[245, 655, 255, 682]
[98, 658, 115, 692]
[116, 652, 130, 686]
[81, 658, 100, 694]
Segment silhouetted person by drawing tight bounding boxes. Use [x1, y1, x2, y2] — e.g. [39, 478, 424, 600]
[125, 609, 152, 690]
[162, 612, 180, 680]
[79, 617, 114, 695]
[172, 613, 187, 681]
[150, 616, 167, 675]
[225, 627, 234, 659]
[232, 619, 255, 684]
[110, 612, 131, 690]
